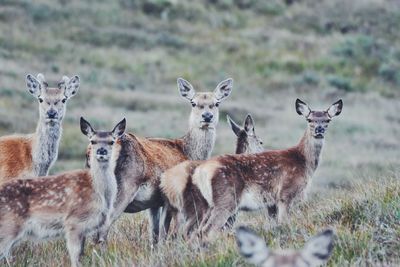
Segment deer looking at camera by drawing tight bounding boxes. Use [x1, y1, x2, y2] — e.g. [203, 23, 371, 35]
[0, 117, 125, 267]
[236, 227, 334, 267]
[86, 78, 233, 244]
[167, 99, 342, 242]
[0, 73, 80, 184]
[159, 114, 264, 239]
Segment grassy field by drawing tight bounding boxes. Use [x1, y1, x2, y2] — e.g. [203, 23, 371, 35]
[0, 0, 399, 266]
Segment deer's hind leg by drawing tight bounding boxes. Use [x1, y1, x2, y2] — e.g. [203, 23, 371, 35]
[0, 222, 23, 264]
[65, 227, 85, 267]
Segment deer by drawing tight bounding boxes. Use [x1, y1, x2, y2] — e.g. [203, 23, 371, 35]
[86, 78, 233, 245]
[236, 227, 335, 267]
[169, 99, 343, 242]
[0, 73, 80, 184]
[159, 114, 264, 239]
[0, 117, 125, 267]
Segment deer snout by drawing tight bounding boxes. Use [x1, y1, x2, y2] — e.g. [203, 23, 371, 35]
[47, 109, 57, 119]
[202, 112, 214, 123]
[97, 147, 108, 156]
[315, 125, 325, 134]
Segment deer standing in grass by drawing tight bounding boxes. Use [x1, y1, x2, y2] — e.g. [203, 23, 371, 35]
[0, 73, 80, 184]
[166, 99, 342, 242]
[236, 227, 334, 267]
[87, 78, 233, 244]
[160, 114, 264, 239]
[0, 117, 125, 267]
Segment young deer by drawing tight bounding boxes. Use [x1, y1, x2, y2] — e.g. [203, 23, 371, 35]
[0, 117, 125, 267]
[159, 114, 264, 239]
[0, 73, 80, 184]
[179, 99, 343, 241]
[87, 78, 233, 244]
[236, 227, 334, 267]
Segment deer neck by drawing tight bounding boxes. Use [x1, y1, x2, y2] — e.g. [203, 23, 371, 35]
[183, 126, 216, 160]
[89, 158, 118, 211]
[298, 128, 324, 176]
[32, 119, 62, 176]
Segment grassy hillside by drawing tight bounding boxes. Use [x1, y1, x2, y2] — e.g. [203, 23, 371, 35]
[0, 0, 399, 266]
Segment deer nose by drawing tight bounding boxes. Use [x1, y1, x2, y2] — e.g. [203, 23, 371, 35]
[315, 126, 325, 134]
[47, 109, 57, 119]
[97, 147, 108, 156]
[202, 112, 213, 123]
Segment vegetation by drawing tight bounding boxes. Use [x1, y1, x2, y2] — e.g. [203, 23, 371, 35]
[0, 0, 399, 266]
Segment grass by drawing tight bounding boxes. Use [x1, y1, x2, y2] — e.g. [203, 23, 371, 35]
[0, 0, 399, 266]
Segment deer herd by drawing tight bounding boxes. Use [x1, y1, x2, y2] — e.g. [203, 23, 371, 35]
[0, 73, 343, 266]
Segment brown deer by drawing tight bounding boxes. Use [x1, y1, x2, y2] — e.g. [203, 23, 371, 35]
[0, 117, 125, 267]
[159, 114, 264, 239]
[87, 78, 233, 244]
[174, 99, 342, 241]
[236, 227, 334, 267]
[0, 73, 80, 184]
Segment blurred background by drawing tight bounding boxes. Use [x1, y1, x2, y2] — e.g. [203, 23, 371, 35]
[0, 0, 399, 194]
[0, 0, 399, 265]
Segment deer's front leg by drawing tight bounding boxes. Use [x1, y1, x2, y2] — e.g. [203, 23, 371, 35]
[66, 228, 85, 267]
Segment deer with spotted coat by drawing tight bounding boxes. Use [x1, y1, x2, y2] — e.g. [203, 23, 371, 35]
[0, 117, 125, 267]
[86, 78, 233, 245]
[166, 99, 343, 242]
[0, 73, 80, 184]
[159, 114, 264, 239]
[236, 227, 334, 267]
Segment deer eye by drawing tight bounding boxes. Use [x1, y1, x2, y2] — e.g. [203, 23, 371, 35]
[91, 141, 97, 145]
[54, 101, 59, 105]
[199, 105, 204, 109]
[307, 119, 312, 123]
[215, 102, 220, 107]
[260, 141, 263, 145]
[209, 105, 214, 109]
[62, 98, 67, 103]
[191, 102, 196, 107]
[108, 141, 114, 145]
[325, 120, 331, 123]
[38, 98, 43, 103]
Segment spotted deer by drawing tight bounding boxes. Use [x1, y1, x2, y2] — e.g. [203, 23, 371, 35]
[174, 99, 342, 242]
[236, 227, 334, 267]
[0, 117, 125, 267]
[0, 73, 80, 184]
[87, 78, 233, 244]
[159, 114, 264, 239]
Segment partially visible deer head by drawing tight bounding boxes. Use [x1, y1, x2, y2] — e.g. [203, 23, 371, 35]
[178, 78, 233, 130]
[26, 73, 80, 126]
[296, 99, 343, 139]
[236, 227, 334, 267]
[227, 114, 264, 154]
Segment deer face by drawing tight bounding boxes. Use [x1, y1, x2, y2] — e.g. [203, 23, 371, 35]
[178, 78, 233, 130]
[80, 117, 126, 162]
[296, 99, 343, 139]
[227, 114, 264, 154]
[26, 74, 80, 126]
[236, 227, 334, 267]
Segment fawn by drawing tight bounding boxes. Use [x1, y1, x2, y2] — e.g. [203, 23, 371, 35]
[0, 117, 125, 267]
[166, 99, 342, 242]
[86, 78, 233, 244]
[0, 73, 80, 184]
[236, 227, 334, 267]
[159, 114, 264, 239]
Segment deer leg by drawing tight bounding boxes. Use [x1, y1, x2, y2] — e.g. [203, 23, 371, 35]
[149, 207, 161, 245]
[65, 229, 85, 267]
[159, 204, 174, 242]
[277, 201, 289, 224]
[200, 206, 235, 243]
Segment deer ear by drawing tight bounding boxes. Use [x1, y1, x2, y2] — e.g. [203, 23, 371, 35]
[63, 75, 80, 99]
[177, 78, 196, 101]
[327, 99, 343, 118]
[236, 226, 269, 266]
[301, 229, 334, 265]
[227, 115, 241, 136]
[244, 114, 255, 134]
[295, 98, 311, 117]
[80, 117, 95, 138]
[214, 78, 233, 102]
[26, 74, 43, 98]
[112, 118, 126, 138]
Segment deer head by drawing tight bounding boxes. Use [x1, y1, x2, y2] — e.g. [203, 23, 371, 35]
[178, 78, 233, 130]
[296, 99, 343, 139]
[236, 227, 334, 267]
[227, 114, 264, 154]
[80, 117, 126, 163]
[26, 73, 80, 126]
